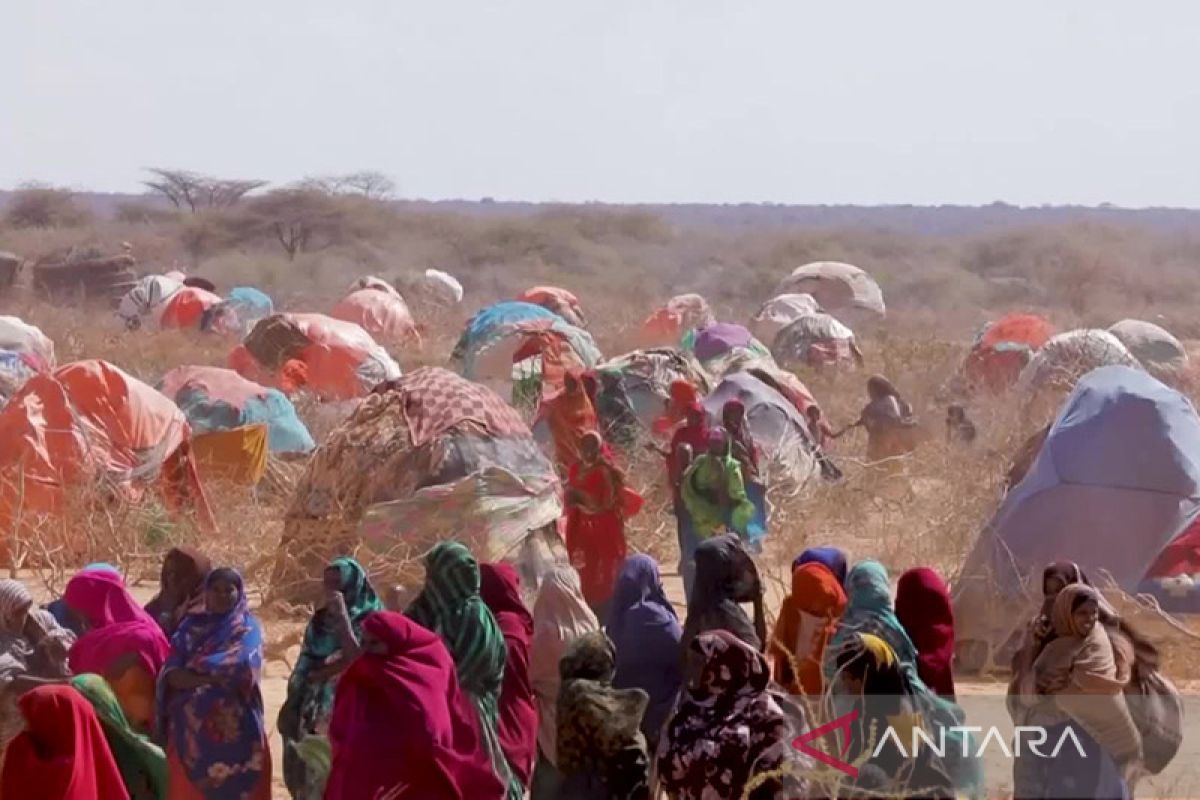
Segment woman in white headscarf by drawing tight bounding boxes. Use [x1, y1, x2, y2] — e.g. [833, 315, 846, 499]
[0, 579, 75, 754]
[528, 566, 600, 800]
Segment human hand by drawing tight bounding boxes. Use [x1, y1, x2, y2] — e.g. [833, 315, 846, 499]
[323, 589, 348, 620]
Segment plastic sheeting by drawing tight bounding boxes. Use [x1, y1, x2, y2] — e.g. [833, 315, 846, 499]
[598, 348, 710, 431]
[454, 302, 598, 380]
[954, 365, 1200, 666]
[422, 269, 464, 305]
[749, 293, 821, 343]
[640, 294, 716, 347]
[771, 313, 857, 369]
[332, 288, 419, 344]
[701, 371, 818, 484]
[158, 286, 223, 330]
[0, 359, 214, 535]
[159, 365, 315, 454]
[233, 313, 401, 401]
[516, 286, 587, 328]
[0, 316, 54, 370]
[1109, 319, 1188, 378]
[116, 275, 183, 327]
[777, 261, 885, 321]
[963, 313, 1055, 393]
[1017, 328, 1141, 392]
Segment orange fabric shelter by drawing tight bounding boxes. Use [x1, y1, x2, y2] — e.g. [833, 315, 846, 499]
[964, 313, 1055, 393]
[516, 286, 586, 327]
[191, 424, 269, 485]
[0, 360, 215, 545]
[157, 287, 223, 330]
[331, 288, 420, 345]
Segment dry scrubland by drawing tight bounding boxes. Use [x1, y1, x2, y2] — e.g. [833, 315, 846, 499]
[5, 190, 1200, 662]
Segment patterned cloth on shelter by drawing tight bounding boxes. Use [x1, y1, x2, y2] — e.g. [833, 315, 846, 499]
[555, 631, 650, 800]
[157, 569, 270, 799]
[405, 542, 524, 800]
[658, 630, 806, 800]
[382, 367, 530, 447]
[478, 563, 539, 789]
[605, 555, 683, 746]
[280, 557, 382, 800]
[323, 611, 506, 799]
[0, 684, 130, 800]
[528, 566, 599, 767]
[71, 673, 167, 800]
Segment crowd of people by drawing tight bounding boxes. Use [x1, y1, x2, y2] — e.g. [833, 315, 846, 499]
[0, 537, 1177, 799]
[0, 367, 1178, 800]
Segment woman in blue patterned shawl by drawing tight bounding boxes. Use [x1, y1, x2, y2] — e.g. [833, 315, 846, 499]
[158, 567, 270, 799]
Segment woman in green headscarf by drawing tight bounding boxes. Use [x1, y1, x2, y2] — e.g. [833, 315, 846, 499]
[70, 673, 167, 800]
[681, 427, 757, 541]
[406, 541, 524, 800]
[279, 557, 382, 800]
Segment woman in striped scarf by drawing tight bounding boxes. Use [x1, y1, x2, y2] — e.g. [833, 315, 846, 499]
[406, 542, 524, 800]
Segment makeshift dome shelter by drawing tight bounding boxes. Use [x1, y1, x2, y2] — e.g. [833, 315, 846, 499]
[420, 269, 464, 306]
[962, 312, 1055, 394]
[954, 366, 1200, 671]
[116, 275, 184, 330]
[749, 293, 821, 343]
[776, 261, 885, 323]
[159, 366, 315, 454]
[0, 316, 54, 371]
[157, 286, 223, 330]
[516, 286, 587, 328]
[1017, 328, 1140, 397]
[452, 302, 599, 402]
[593, 348, 710, 433]
[230, 313, 401, 401]
[1108, 319, 1188, 380]
[273, 367, 563, 601]
[202, 287, 275, 336]
[701, 371, 819, 485]
[770, 313, 860, 370]
[639, 294, 716, 347]
[0, 360, 215, 548]
[331, 287, 420, 345]
[683, 323, 774, 380]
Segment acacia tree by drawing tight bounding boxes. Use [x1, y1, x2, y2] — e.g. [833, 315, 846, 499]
[247, 188, 351, 260]
[299, 170, 396, 201]
[142, 168, 267, 212]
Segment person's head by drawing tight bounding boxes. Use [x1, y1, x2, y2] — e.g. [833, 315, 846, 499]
[580, 431, 604, 465]
[160, 547, 211, 599]
[1051, 583, 1104, 638]
[684, 402, 706, 429]
[835, 632, 904, 697]
[204, 568, 243, 615]
[322, 565, 343, 594]
[0, 580, 33, 634]
[706, 426, 729, 457]
[947, 404, 965, 423]
[559, 630, 616, 684]
[669, 379, 697, 409]
[721, 399, 746, 431]
[845, 560, 893, 614]
[422, 542, 481, 606]
[794, 547, 849, 585]
[806, 405, 822, 422]
[687, 629, 768, 698]
[674, 441, 694, 470]
[866, 375, 895, 402]
[1042, 561, 1088, 601]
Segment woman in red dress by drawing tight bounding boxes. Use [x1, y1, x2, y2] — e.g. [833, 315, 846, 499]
[565, 432, 643, 616]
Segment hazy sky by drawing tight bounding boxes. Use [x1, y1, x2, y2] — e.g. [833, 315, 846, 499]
[4, 1, 1200, 206]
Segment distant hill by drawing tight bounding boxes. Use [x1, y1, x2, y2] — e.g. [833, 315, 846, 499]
[4, 189, 1200, 237]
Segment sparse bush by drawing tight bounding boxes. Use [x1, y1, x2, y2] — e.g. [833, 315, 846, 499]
[4, 182, 92, 229]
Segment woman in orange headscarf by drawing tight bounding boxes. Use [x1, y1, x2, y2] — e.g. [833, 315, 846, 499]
[769, 561, 847, 696]
[542, 371, 599, 471]
[652, 380, 701, 438]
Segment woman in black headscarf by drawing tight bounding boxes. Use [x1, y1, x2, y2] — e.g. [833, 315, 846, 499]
[679, 534, 766, 656]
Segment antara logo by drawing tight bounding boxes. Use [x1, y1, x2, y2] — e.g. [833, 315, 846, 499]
[793, 709, 1088, 779]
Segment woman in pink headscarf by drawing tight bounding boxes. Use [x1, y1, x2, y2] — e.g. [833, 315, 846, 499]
[63, 571, 170, 734]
